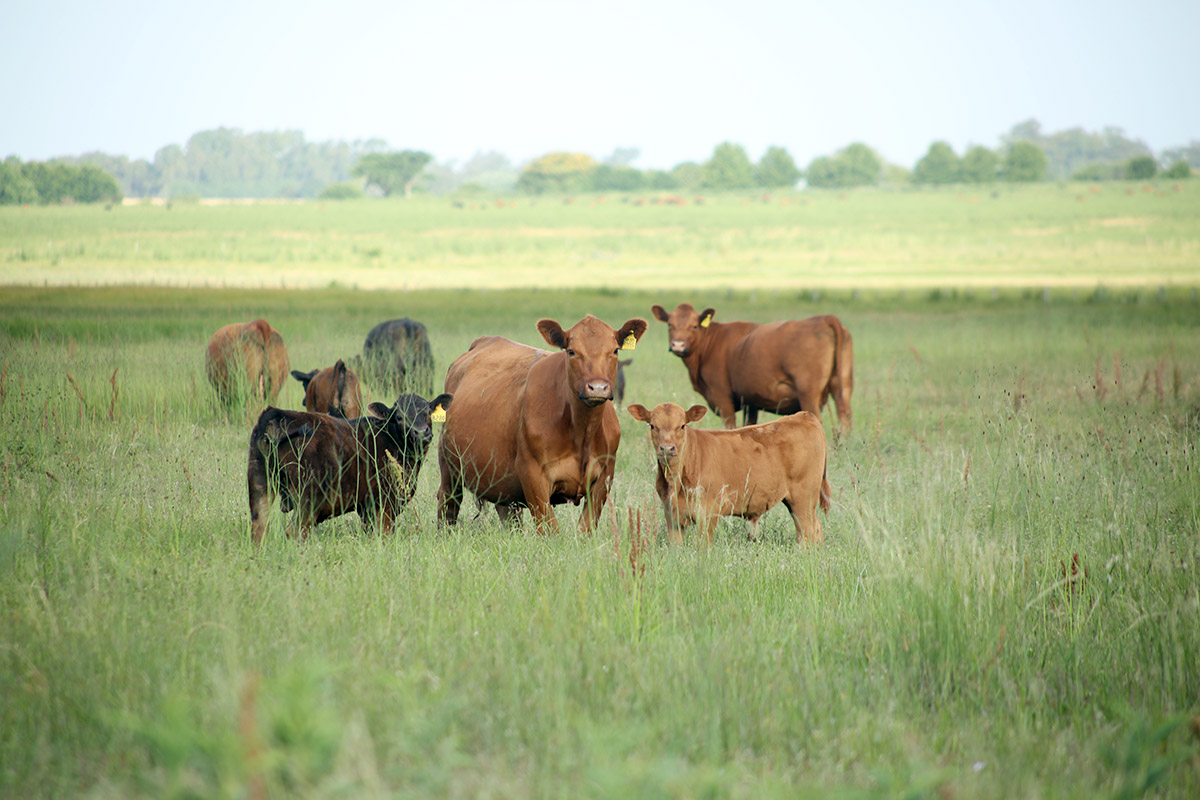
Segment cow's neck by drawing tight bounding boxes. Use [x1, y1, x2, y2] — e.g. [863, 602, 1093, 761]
[569, 395, 607, 478]
[662, 429, 701, 494]
[681, 324, 720, 393]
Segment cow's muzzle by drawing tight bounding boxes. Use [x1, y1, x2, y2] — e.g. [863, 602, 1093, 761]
[669, 340, 689, 357]
[580, 379, 612, 406]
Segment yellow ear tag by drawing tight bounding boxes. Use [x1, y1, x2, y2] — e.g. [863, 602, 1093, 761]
[431, 404, 446, 422]
[621, 333, 638, 351]
[700, 314, 712, 328]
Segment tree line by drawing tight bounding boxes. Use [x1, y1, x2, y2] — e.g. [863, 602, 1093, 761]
[0, 158, 123, 206]
[4, 121, 1196, 204]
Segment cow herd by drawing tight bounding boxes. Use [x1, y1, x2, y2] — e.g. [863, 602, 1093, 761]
[207, 304, 853, 545]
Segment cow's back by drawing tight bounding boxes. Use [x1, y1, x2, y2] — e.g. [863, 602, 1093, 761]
[440, 337, 548, 503]
[727, 318, 838, 411]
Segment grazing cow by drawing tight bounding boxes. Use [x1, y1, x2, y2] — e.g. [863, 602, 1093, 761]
[615, 358, 633, 407]
[650, 303, 853, 434]
[359, 318, 435, 397]
[437, 314, 648, 533]
[205, 319, 289, 410]
[247, 393, 452, 543]
[627, 402, 830, 544]
[290, 359, 364, 419]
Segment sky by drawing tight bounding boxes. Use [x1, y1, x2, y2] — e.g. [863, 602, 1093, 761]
[4, 0, 1199, 170]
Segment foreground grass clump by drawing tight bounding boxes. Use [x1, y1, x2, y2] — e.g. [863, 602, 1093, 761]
[0, 286, 1198, 798]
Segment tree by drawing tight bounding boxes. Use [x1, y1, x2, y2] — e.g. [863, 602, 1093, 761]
[670, 162, 704, 191]
[1125, 156, 1157, 180]
[805, 143, 882, 188]
[1162, 160, 1191, 179]
[516, 152, 595, 194]
[603, 147, 640, 167]
[591, 164, 645, 191]
[913, 141, 961, 185]
[645, 170, 679, 190]
[756, 146, 800, 188]
[1160, 141, 1200, 169]
[0, 158, 40, 205]
[702, 142, 755, 190]
[353, 151, 433, 198]
[1000, 141, 1046, 182]
[961, 146, 999, 183]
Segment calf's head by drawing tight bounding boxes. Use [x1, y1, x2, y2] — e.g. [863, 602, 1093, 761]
[627, 402, 708, 466]
[538, 315, 647, 407]
[291, 359, 363, 419]
[369, 392, 453, 456]
[650, 303, 716, 357]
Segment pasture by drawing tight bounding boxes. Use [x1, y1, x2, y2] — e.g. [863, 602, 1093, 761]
[1, 280, 1198, 798]
[1, 181, 1199, 290]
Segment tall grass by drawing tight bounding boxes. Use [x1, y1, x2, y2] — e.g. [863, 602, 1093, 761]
[1, 286, 1198, 798]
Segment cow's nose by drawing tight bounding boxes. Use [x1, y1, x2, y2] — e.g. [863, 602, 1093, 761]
[584, 380, 611, 401]
[658, 444, 677, 458]
[669, 340, 687, 355]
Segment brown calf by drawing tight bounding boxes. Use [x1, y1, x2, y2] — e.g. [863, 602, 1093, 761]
[651, 303, 853, 434]
[247, 393, 451, 543]
[627, 403, 831, 544]
[437, 314, 648, 533]
[206, 319, 289, 410]
[291, 359, 364, 419]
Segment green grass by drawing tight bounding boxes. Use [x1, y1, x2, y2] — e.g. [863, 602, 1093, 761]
[1, 285, 1198, 798]
[1, 182, 1199, 290]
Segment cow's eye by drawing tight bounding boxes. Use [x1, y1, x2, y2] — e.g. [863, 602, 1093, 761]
[612, 348, 619, 355]
[566, 349, 575, 357]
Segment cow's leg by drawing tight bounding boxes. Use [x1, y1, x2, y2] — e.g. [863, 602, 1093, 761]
[784, 496, 823, 545]
[747, 517, 761, 542]
[579, 472, 613, 534]
[831, 379, 852, 437]
[496, 503, 523, 526]
[247, 450, 274, 545]
[699, 514, 718, 545]
[519, 468, 558, 535]
[662, 497, 683, 544]
[437, 456, 463, 527]
[743, 406, 759, 427]
[716, 398, 739, 430]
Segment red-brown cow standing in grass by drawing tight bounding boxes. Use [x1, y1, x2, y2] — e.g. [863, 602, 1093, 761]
[650, 303, 853, 434]
[627, 402, 831, 544]
[291, 359, 364, 419]
[437, 314, 647, 533]
[205, 319, 290, 409]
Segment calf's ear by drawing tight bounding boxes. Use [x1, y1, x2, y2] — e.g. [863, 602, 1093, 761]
[685, 405, 708, 423]
[537, 319, 567, 349]
[291, 369, 316, 387]
[650, 304, 670, 323]
[616, 319, 648, 347]
[367, 402, 393, 419]
[428, 393, 452, 412]
[627, 404, 651, 423]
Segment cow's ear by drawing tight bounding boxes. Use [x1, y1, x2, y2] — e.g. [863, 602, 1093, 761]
[428, 393, 452, 412]
[334, 361, 348, 393]
[699, 308, 716, 328]
[537, 319, 567, 349]
[650, 304, 670, 323]
[367, 402, 392, 419]
[616, 319, 648, 349]
[291, 369, 316, 386]
[685, 405, 708, 423]
[627, 404, 651, 423]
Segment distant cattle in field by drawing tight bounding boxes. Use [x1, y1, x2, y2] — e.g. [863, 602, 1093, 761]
[615, 358, 633, 406]
[651, 303, 853, 434]
[205, 319, 289, 411]
[358, 318, 436, 398]
[247, 393, 451, 543]
[627, 402, 830, 544]
[291, 359, 363, 419]
[437, 314, 647, 533]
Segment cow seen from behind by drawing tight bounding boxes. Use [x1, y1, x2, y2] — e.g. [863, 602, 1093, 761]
[291, 359, 364, 419]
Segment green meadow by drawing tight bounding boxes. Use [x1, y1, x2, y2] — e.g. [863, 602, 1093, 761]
[1, 186, 1199, 798]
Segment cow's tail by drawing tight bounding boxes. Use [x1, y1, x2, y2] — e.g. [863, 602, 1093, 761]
[819, 450, 832, 513]
[828, 316, 853, 397]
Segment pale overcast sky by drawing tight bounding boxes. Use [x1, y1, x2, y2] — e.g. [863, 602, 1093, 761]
[4, 0, 1198, 168]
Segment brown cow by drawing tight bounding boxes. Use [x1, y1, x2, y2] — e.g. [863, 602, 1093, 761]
[205, 319, 289, 410]
[247, 393, 452, 543]
[437, 314, 648, 533]
[650, 303, 853, 434]
[627, 402, 831, 544]
[291, 359, 364, 419]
